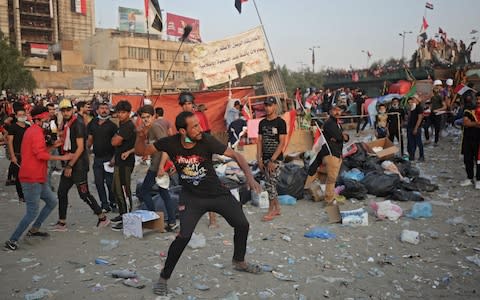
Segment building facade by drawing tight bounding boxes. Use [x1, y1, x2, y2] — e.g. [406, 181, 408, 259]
[0, 0, 94, 57]
[83, 29, 197, 92]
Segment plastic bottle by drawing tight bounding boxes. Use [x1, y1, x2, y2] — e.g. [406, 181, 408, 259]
[109, 269, 137, 279]
[95, 258, 109, 265]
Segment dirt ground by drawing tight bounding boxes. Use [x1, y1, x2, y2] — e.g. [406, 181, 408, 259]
[0, 128, 479, 300]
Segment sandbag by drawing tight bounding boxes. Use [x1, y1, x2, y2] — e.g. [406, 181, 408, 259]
[340, 179, 368, 200]
[391, 189, 425, 202]
[361, 172, 400, 197]
[277, 163, 307, 199]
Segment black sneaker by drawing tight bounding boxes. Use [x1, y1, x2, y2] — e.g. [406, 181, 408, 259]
[27, 230, 50, 237]
[110, 206, 118, 213]
[110, 215, 123, 224]
[166, 223, 178, 232]
[111, 222, 123, 231]
[4, 240, 18, 251]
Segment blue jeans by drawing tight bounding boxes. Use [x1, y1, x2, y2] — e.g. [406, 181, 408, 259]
[10, 182, 57, 241]
[407, 127, 424, 160]
[93, 156, 115, 210]
[139, 170, 177, 224]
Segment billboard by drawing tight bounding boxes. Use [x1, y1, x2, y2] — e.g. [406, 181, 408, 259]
[119, 7, 146, 34]
[191, 27, 270, 87]
[166, 13, 201, 42]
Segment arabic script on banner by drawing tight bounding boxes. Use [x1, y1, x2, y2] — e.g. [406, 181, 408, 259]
[191, 27, 271, 87]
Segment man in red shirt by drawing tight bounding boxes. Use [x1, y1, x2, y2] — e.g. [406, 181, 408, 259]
[4, 106, 72, 251]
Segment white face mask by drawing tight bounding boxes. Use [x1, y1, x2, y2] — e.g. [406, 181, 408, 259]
[410, 103, 417, 111]
[17, 116, 27, 123]
[392, 104, 399, 109]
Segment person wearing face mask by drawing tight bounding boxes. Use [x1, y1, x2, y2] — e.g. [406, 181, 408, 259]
[406, 96, 425, 162]
[387, 98, 405, 154]
[87, 101, 118, 212]
[7, 104, 29, 202]
[4, 106, 73, 251]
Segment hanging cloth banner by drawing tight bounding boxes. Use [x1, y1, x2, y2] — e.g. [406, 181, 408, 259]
[190, 26, 270, 87]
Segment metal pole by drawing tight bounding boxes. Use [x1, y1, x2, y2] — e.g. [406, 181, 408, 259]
[401, 33, 405, 61]
[312, 48, 315, 73]
[146, 20, 154, 94]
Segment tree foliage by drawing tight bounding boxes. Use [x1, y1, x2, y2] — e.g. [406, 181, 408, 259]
[278, 65, 324, 96]
[0, 31, 36, 92]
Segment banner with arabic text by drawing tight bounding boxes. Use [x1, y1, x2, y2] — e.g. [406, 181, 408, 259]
[191, 27, 270, 87]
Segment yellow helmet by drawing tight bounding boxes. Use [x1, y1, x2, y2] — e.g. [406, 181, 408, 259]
[58, 99, 73, 109]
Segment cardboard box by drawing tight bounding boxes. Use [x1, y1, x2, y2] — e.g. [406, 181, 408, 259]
[365, 138, 398, 160]
[123, 210, 165, 238]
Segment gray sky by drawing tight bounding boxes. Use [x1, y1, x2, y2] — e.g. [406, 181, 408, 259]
[96, 0, 480, 70]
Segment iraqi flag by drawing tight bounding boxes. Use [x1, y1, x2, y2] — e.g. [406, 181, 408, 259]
[453, 83, 474, 95]
[235, 0, 248, 14]
[425, 2, 434, 10]
[145, 0, 163, 32]
[421, 16, 429, 32]
[241, 103, 252, 120]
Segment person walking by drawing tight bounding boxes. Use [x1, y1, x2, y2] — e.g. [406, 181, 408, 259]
[460, 93, 480, 188]
[110, 100, 136, 231]
[4, 106, 72, 250]
[7, 104, 29, 202]
[257, 97, 286, 222]
[52, 99, 110, 231]
[87, 101, 118, 212]
[406, 96, 425, 161]
[430, 81, 447, 146]
[135, 111, 262, 296]
[387, 98, 405, 154]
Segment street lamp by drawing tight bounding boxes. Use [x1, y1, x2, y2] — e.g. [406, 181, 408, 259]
[308, 46, 320, 73]
[399, 31, 413, 61]
[361, 50, 371, 68]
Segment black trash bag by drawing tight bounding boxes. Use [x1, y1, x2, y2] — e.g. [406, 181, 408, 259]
[391, 189, 425, 202]
[410, 177, 438, 192]
[277, 163, 308, 199]
[340, 179, 368, 200]
[393, 159, 420, 178]
[343, 143, 368, 169]
[362, 157, 383, 173]
[361, 171, 401, 197]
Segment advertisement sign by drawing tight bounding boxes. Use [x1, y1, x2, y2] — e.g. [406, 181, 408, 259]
[190, 27, 270, 87]
[166, 13, 201, 42]
[119, 7, 146, 34]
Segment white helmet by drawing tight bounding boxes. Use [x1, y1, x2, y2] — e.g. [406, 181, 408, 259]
[446, 78, 453, 86]
[433, 79, 443, 86]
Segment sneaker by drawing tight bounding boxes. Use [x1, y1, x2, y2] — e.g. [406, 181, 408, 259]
[111, 222, 123, 231]
[4, 240, 18, 251]
[110, 215, 123, 224]
[418, 156, 425, 162]
[166, 223, 178, 232]
[27, 230, 50, 237]
[50, 221, 67, 232]
[97, 217, 111, 228]
[110, 206, 118, 213]
[460, 179, 473, 187]
[475, 181, 480, 190]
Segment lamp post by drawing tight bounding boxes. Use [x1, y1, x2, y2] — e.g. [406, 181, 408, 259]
[399, 31, 412, 61]
[309, 46, 320, 73]
[361, 50, 371, 68]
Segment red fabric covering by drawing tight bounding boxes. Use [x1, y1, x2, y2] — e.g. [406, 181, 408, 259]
[388, 80, 412, 95]
[148, 88, 255, 133]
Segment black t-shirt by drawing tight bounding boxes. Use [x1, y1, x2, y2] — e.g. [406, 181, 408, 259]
[407, 105, 424, 129]
[8, 123, 29, 154]
[355, 96, 365, 115]
[387, 107, 405, 129]
[430, 95, 443, 111]
[323, 116, 344, 158]
[258, 117, 287, 161]
[153, 134, 229, 197]
[114, 120, 136, 167]
[64, 117, 89, 172]
[463, 109, 480, 142]
[88, 118, 118, 158]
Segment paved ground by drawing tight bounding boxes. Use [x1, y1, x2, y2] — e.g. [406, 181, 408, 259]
[0, 128, 479, 300]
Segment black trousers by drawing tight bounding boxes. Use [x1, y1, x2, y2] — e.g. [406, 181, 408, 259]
[10, 154, 24, 199]
[356, 116, 368, 133]
[160, 192, 249, 279]
[463, 140, 480, 180]
[57, 170, 103, 220]
[431, 114, 442, 143]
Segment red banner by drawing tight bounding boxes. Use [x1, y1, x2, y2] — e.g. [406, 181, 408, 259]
[166, 13, 201, 42]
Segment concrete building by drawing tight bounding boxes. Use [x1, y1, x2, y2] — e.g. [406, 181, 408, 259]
[0, 0, 94, 58]
[83, 29, 198, 92]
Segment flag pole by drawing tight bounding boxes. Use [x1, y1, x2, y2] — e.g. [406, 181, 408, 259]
[146, 8, 154, 94]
